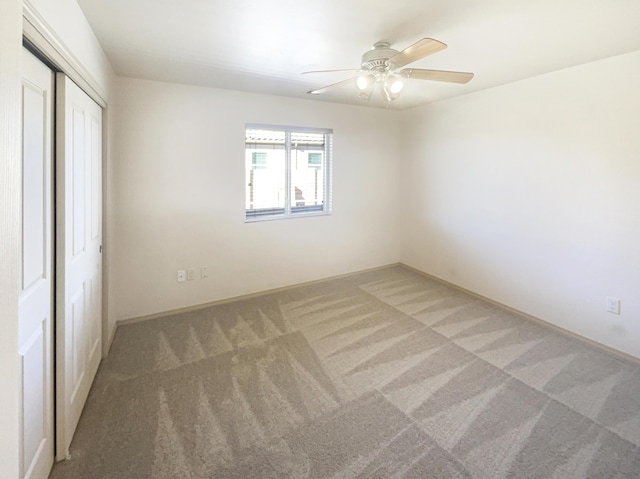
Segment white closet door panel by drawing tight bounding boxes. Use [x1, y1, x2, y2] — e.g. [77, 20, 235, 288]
[19, 48, 54, 479]
[88, 270, 102, 358]
[71, 107, 86, 257]
[21, 83, 46, 291]
[90, 116, 102, 241]
[56, 73, 103, 461]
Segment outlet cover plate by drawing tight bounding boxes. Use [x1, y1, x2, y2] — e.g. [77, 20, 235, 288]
[606, 296, 620, 315]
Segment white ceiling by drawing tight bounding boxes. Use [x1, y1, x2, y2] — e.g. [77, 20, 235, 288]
[76, 0, 640, 110]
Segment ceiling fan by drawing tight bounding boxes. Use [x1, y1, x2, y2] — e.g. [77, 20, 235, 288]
[303, 38, 473, 103]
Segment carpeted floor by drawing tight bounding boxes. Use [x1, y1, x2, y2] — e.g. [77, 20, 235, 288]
[50, 265, 640, 478]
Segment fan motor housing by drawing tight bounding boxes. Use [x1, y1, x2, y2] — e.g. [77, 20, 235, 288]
[361, 42, 398, 71]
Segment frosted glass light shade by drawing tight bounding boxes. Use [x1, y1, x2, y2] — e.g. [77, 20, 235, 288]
[389, 78, 404, 94]
[356, 75, 371, 90]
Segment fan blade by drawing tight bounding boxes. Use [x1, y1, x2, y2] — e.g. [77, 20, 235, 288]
[387, 38, 447, 68]
[401, 68, 474, 84]
[302, 69, 362, 75]
[307, 77, 356, 95]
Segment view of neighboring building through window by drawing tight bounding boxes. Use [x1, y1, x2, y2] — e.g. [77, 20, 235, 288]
[251, 152, 267, 170]
[245, 125, 332, 221]
[308, 152, 322, 169]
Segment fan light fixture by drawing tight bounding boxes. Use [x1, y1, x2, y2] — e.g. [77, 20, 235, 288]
[356, 75, 371, 90]
[385, 75, 404, 99]
[357, 72, 404, 102]
[356, 74, 375, 100]
[387, 76, 404, 94]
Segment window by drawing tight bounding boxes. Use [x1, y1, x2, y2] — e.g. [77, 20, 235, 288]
[245, 124, 332, 221]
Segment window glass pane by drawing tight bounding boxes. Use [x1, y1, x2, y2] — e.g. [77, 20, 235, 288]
[291, 132, 325, 214]
[246, 129, 286, 216]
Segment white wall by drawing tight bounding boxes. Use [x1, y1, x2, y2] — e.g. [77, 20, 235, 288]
[401, 51, 640, 359]
[112, 78, 401, 320]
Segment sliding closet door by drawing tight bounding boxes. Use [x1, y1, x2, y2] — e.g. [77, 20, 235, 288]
[19, 48, 54, 479]
[56, 74, 103, 460]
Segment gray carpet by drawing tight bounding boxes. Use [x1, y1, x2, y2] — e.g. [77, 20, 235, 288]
[50, 265, 640, 478]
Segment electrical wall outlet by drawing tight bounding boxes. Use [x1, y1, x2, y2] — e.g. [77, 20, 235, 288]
[187, 268, 196, 281]
[201, 266, 208, 278]
[606, 296, 620, 315]
[177, 270, 186, 282]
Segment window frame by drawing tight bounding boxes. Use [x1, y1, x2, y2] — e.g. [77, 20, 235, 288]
[244, 123, 333, 222]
